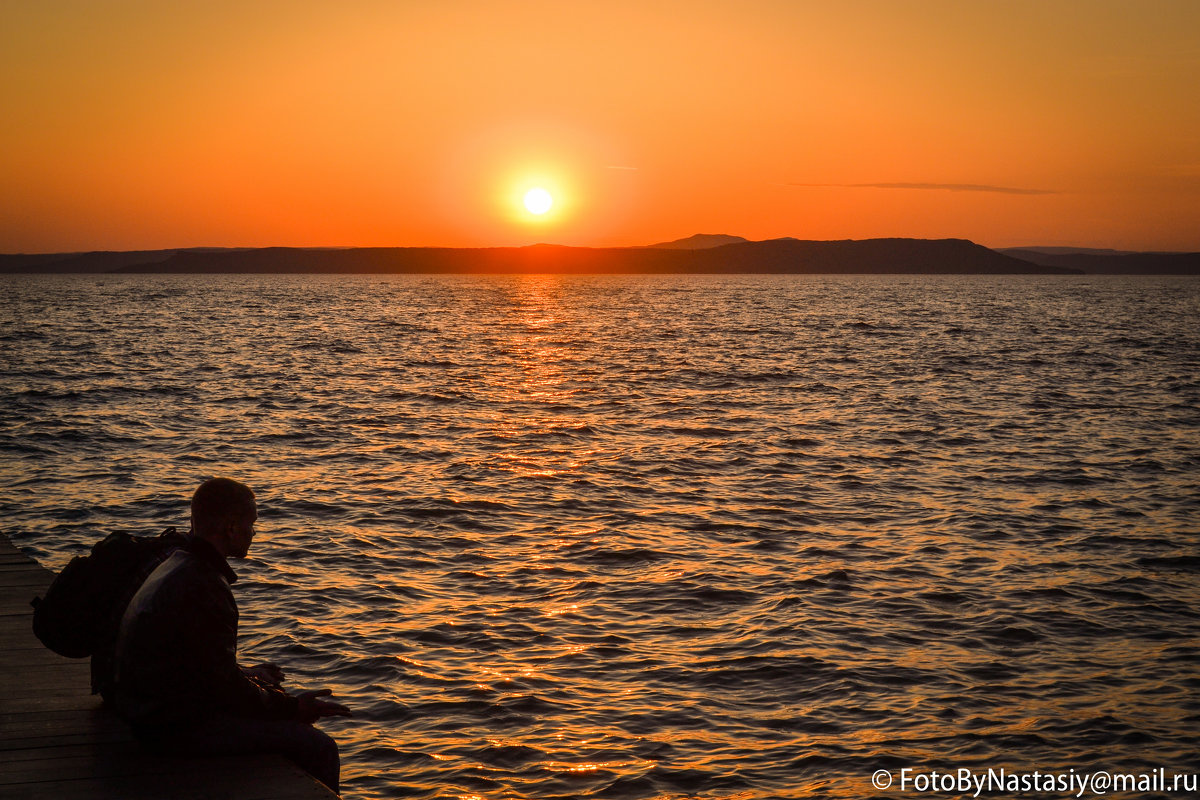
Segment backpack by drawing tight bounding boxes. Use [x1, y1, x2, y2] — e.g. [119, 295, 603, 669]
[31, 527, 187, 659]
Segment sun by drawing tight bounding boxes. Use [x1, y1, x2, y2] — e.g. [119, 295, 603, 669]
[523, 187, 553, 215]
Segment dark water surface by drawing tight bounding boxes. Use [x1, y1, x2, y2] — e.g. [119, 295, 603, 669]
[2, 274, 1198, 799]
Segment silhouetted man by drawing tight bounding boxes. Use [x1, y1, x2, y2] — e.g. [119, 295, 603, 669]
[113, 478, 350, 793]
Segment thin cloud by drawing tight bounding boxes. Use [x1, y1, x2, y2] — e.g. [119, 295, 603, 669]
[790, 182, 1057, 195]
[1164, 164, 1200, 177]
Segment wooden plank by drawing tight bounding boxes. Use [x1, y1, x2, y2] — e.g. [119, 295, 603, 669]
[0, 570, 53, 587]
[0, 645, 85, 666]
[0, 706, 117, 728]
[0, 625, 50, 640]
[0, 638, 59, 655]
[0, 740, 141, 764]
[0, 649, 87, 668]
[0, 697, 117, 714]
[0, 722, 120, 743]
[1, 756, 333, 800]
[0, 710, 126, 737]
[0, 587, 44, 609]
[0, 610, 39, 622]
[0, 670, 93, 695]
[0, 564, 49, 575]
[1, 750, 260, 782]
[0, 541, 28, 558]
[0, 711, 130, 749]
[0, 613, 39, 632]
[0, 652, 92, 673]
[0, 732, 133, 752]
[0, 724, 130, 748]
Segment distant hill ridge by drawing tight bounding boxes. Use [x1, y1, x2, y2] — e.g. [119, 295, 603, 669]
[2, 236, 1196, 274]
[997, 248, 1200, 275]
[111, 238, 1067, 275]
[644, 233, 749, 249]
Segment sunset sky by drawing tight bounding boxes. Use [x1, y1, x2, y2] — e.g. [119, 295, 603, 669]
[2, 1, 1197, 253]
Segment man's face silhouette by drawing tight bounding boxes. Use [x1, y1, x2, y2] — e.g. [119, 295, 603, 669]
[222, 504, 257, 559]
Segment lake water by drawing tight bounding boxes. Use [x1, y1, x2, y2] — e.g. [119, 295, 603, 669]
[2, 273, 1198, 799]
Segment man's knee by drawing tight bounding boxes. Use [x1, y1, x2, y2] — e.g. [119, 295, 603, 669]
[287, 723, 340, 793]
[297, 723, 339, 763]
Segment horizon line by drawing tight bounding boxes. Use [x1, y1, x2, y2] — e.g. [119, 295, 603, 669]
[788, 182, 1059, 196]
[4, 238, 1197, 257]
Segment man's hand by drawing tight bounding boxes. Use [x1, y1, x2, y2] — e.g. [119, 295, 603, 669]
[297, 688, 352, 724]
[243, 662, 286, 687]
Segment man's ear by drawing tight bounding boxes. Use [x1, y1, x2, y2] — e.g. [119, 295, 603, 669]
[213, 517, 236, 546]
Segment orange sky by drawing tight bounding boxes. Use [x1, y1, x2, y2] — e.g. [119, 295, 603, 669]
[2, 0, 1197, 252]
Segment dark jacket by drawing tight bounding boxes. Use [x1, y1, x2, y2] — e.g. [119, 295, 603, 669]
[112, 535, 298, 731]
[93, 529, 187, 700]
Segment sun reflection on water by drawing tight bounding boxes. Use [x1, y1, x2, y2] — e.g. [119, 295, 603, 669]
[6, 276, 1199, 799]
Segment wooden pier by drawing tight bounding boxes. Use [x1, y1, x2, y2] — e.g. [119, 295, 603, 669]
[0, 534, 338, 799]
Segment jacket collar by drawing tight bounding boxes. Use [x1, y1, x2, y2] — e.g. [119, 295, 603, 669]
[184, 534, 238, 584]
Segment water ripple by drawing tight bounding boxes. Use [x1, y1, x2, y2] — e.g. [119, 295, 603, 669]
[2, 273, 1198, 799]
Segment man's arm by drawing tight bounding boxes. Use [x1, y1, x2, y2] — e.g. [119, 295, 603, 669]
[179, 581, 299, 719]
[242, 662, 285, 687]
[296, 689, 353, 723]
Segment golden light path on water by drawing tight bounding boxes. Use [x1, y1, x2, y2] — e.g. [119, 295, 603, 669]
[1, 274, 1198, 799]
